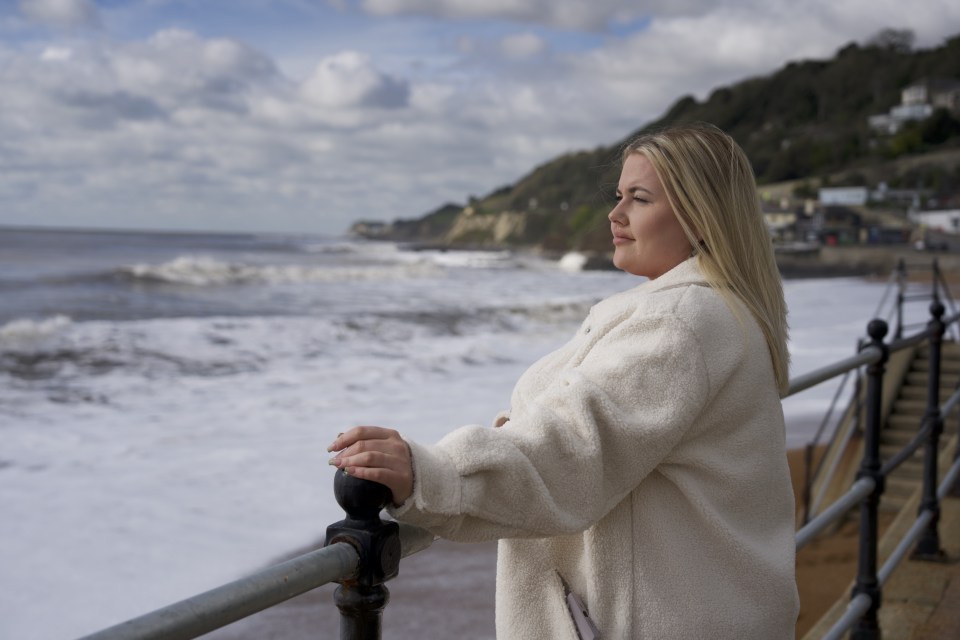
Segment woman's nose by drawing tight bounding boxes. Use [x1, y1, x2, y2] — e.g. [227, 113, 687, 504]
[608, 201, 625, 224]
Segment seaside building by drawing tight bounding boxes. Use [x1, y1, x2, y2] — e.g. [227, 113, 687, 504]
[819, 186, 869, 206]
[909, 208, 960, 232]
[869, 78, 960, 134]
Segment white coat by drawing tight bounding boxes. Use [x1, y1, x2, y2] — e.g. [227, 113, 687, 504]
[390, 258, 799, 639]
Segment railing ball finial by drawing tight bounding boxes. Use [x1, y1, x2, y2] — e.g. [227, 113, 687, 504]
[867, 319, 888, 343]
[334, 469, 394, 526]
[930, 299, 945, 320]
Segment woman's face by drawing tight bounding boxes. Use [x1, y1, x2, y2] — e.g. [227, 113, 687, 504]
[609, 153, 693, 279]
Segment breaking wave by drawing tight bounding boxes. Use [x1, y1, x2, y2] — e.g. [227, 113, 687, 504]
[116, 255, 441, 286]
[0, 315, 72, 350]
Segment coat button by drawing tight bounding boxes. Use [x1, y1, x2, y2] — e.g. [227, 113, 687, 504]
[584, 326, 591, 334]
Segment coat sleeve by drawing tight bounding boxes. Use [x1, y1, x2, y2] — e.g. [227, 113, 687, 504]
[388, 312, 715, 541]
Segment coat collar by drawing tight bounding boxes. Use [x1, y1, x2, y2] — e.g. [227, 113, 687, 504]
[635, 256, 709, 295]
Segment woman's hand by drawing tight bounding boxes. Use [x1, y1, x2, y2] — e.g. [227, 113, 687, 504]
[327, 426, 414, 506]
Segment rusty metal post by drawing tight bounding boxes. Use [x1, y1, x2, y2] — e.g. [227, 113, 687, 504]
[325, 470, 401, 640]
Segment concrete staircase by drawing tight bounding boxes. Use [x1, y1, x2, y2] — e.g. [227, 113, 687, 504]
[879, 340, 960, 512]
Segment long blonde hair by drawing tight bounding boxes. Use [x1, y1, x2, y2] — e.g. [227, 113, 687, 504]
[624, 123, 790, 394]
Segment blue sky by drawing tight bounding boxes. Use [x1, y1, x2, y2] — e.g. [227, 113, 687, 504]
[1, 0, 959, 234]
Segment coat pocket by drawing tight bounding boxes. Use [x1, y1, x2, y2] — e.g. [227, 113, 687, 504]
[555, 571, 602, 640]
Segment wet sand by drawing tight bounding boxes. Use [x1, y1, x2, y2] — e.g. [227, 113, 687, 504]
[207, 448, 865, 639]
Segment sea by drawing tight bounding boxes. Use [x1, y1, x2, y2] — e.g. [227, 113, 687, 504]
[0, 227, 933, 639]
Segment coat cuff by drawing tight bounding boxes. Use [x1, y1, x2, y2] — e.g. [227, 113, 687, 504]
[388, 439, 461, 522]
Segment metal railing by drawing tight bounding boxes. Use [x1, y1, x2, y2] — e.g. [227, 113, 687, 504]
[78, 264, 960, 640]
[799, 258, 959, 524]
[792, 298, 960, 639]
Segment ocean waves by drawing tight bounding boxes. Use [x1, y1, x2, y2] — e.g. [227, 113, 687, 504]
[0, 296, 597, 398]
[113, 255, 443, 286]
[22, 249, 540, 291]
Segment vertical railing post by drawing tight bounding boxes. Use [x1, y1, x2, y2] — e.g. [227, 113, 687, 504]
[325, 470, 401, 639]
[952, 415, 960, 498]
[895, 259, 906, 340]
[855, 337, 865, 435]
[802, 442, 814, 525]
[913, 299, 947, 560]
[851, 319, 888, 640]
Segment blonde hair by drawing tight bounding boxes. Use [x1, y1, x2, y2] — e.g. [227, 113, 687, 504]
[623, 123, 790, 394]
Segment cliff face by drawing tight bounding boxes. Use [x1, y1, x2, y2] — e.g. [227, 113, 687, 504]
[350, 202, 464, 244]
[351, 201, 610, 252]
[446, 208, 527, 245]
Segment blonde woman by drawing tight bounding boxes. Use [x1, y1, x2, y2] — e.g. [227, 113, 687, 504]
[328, 124, 799, 639]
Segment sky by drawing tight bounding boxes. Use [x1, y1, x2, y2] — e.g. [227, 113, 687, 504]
[0, 1, 959, 235]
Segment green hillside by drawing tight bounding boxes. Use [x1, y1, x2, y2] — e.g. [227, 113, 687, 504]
[354, 30, 960, 252]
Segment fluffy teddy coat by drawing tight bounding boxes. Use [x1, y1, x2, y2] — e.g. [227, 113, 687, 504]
[390, 258, 799, 639]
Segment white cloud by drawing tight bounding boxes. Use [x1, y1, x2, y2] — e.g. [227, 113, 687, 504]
[19, 0, 99, 28]
[499, 32, 546, 58]
[300, 51, 409, 108]
[1, 1, 960, 234]
[40, 46, 72, 61]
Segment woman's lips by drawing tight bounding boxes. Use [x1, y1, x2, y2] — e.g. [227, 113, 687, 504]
[612, 228, 634, 245]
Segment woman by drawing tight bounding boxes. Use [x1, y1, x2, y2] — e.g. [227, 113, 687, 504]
[328, 124, 799, 639]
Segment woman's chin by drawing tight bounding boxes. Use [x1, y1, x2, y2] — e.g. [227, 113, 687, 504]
[611, 251, 638, 276]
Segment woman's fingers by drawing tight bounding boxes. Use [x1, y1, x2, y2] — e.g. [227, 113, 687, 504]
[327, 425, 397, 453]
[326, 425, 413, 505]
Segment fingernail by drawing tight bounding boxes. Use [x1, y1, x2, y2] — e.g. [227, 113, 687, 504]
[342, 468, 350, 476]
[326, 433, 345, 453]
[327, 457, 339, 467]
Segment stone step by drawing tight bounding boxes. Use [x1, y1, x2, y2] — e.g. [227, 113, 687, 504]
[887, 414, 924, 431]
[886, 475, 920, 497]
[892, 463, 924, 481]
[910, 363, 960, 376]
[907, 360, 960, 384]
[880, 479, 917, 511]
[892, 399, 927, 414]
[917, 340, 960, 353]
[881, 444, 923, 462]
[899, 386, 959, 400]
[882, 427, 922, 446]
[905, 371, 960, 388]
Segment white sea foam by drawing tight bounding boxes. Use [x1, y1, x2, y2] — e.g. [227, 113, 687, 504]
[119, 255, 442, 286]
[558, 252, 588, 272]
[0, 314, 72, 349]
[415, 250, 518, 269]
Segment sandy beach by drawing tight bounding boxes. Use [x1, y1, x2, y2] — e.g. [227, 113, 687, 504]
[204, 448, 868, 639]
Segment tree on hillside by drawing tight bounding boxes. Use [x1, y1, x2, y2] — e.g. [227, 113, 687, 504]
[867, 28, 915, 53]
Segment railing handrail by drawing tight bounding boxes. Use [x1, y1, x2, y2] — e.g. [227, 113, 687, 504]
[77, 523, 435, 640]
[786, 347, 881, 397]
[796, 477, 875, 550]
[77, 542, 360, 640]
[74, 260, 960, 640]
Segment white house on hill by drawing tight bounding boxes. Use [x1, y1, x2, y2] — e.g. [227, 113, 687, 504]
[869, 78, 960, 134]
